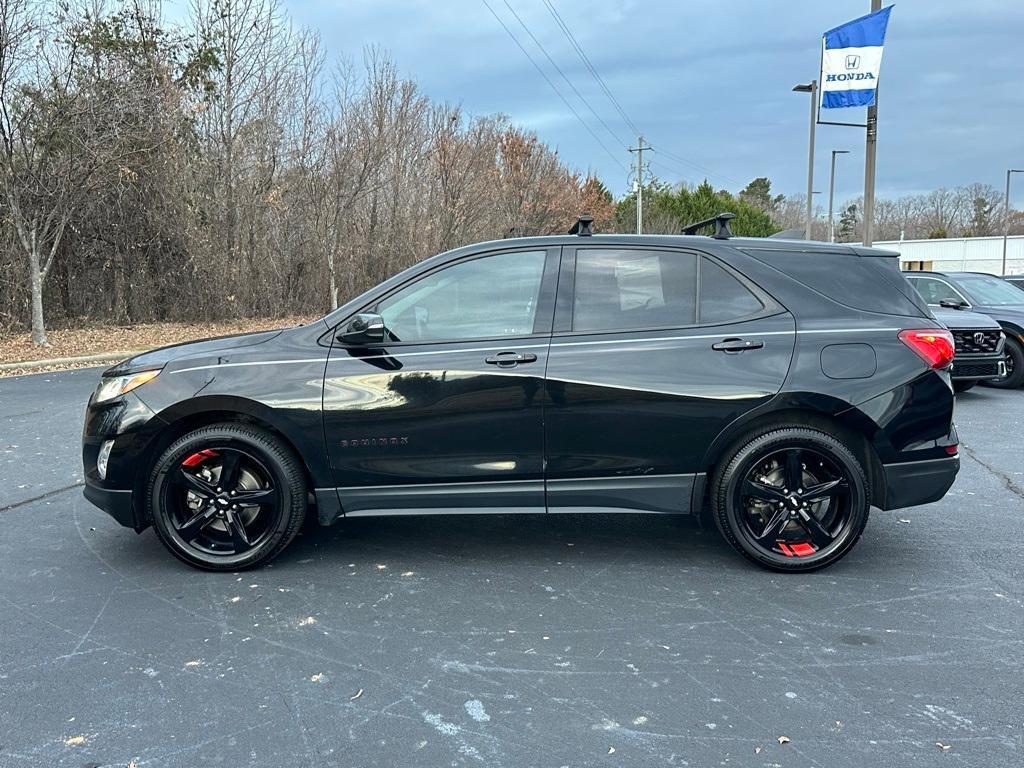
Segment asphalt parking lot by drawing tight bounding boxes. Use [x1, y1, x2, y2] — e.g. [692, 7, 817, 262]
[1, 368, 1022, 768]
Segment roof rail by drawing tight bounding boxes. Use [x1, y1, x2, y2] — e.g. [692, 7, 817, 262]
[682, 212, 735, 239]
[568, 214, 594, 237]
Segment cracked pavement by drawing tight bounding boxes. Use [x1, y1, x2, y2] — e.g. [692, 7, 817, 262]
[1, 368, 1022, 767]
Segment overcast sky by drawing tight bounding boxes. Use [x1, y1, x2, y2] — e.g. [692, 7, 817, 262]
[256, 1, 1023, 205]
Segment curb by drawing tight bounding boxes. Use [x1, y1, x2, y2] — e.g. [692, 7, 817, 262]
[0, 350, 146, 373]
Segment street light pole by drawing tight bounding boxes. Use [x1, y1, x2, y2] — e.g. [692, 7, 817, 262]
[828, 149, 850, 243]
[793, 81, 817, 240]
[1003, 169, 1023, 275]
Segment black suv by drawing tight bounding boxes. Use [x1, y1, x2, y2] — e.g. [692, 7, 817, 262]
[83, 218, 960, 572]
[904, 271, 1024, 389]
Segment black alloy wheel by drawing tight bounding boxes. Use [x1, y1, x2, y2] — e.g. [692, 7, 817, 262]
[712, 428, 870, 572]
[981, 336, 1024, 389]
[148, 423, 307, 570]
[952, 380, 977, 394]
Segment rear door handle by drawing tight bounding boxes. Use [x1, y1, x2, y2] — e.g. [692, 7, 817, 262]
[712, 337, 764, 353]
[485, 351, 538, 367]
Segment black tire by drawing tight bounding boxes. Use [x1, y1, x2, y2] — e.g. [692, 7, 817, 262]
[953, 380, 977, 393]
[147, 423, 307, 571]
[981, 336, 1024, 389]
[711, 427, 870, 573]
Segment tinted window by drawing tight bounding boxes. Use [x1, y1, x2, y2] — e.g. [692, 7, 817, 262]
[573, 249, 697, 332]
[378, 250, 546, 342]
[908, 277, 963, 305]
[742, 249, 924, 316]
[699, 257, 763, 323]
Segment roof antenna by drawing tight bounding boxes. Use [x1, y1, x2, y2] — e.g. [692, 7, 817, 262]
[568, 214, 594, 237]
[681, 212, 735, 239]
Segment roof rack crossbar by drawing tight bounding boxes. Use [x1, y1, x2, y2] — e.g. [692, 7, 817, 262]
[569, 214, 594, 237]
[681, 212, 735, 239]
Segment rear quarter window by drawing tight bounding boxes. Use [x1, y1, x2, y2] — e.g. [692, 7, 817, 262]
[741, 249, 925, 316]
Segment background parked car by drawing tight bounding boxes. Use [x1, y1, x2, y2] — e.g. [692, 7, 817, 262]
[931, 307, 1005, 392]
[904, 271, 1024, 389]
[1003, 275, 1024, 292]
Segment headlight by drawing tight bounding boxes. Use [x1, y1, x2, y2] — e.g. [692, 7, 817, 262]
[94, 370, 161, 403]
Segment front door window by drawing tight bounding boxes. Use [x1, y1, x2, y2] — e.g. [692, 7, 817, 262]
[378, 251, 547, 342]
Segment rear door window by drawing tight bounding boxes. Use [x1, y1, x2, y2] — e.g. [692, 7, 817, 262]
[572, 249, 698, 332]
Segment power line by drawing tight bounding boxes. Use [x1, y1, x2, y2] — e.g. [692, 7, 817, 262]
[651, 146, 743, 188]
[541, 0, 641, 137]
[541, 0, 741, 190]
[479, 0, 628, 175]
[499, 0, 628, 150]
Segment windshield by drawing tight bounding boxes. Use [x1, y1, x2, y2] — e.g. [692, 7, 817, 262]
[953, 274, 1024, 306]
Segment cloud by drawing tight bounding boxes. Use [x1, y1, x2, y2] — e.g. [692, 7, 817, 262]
[282, 0, 1023, 203]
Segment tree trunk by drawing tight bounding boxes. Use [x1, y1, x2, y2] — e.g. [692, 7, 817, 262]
[28, 240, 49, 346]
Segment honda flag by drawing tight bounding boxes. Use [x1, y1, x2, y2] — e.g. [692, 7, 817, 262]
[821, 5, 893, 109]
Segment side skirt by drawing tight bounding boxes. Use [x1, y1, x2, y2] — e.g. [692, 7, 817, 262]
[316, 475, 700, 525]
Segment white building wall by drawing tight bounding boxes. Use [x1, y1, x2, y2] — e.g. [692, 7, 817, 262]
[868, 235, 1024, 275]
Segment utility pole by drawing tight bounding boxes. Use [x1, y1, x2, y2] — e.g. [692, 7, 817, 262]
[862, 0, 881, 246]
[628, 136, 648, 234]
[1003, 169, 1023, 274]
[793, 81, 817, 240]
[828, 149, 850, 242]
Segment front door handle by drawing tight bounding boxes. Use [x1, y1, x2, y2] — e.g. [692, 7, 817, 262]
[712, 337, 764, 353]
[485, 351, 538, 367]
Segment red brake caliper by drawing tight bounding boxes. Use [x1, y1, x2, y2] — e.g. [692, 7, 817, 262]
[778, 542, 816, 557]
[182, 448, 219, 467]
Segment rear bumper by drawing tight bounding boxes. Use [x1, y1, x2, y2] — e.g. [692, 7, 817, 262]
[83, 482, 137, 528]
[880, 455, 959, 510]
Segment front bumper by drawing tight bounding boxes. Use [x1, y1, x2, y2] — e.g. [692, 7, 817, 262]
[82, 390, 164, 531]
[880, 455, 960, 510]
[950, 353, 1006, 381]
[83, 482, 136, 528]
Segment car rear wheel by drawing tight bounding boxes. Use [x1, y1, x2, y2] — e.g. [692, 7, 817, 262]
[981, 336, 1024, 389]
[953, 380, 977, 393]
[147, 423, 307, 571]
[711, 427, 870, 572]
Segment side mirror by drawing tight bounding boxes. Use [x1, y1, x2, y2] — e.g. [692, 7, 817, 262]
[338, 312, 386, 345]
[938, 298, 968, 310]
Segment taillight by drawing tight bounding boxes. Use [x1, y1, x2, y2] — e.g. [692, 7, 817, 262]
[898, 329, 955, 369]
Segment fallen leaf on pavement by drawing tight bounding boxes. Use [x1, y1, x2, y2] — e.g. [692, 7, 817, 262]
[310, 673, 324, 683]
[936, 742, 951, 751]
[777, 736, 790, 744]
[64, 736, 85, 746]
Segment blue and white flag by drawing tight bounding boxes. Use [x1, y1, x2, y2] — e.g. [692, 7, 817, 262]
[821, 5, 893, 109]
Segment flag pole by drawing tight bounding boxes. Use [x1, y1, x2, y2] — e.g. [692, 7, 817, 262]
[862, 0, 882, 246]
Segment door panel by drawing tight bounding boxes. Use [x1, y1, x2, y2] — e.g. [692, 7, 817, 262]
[322, 248, 558, 513]
[544, 247, 796, 513]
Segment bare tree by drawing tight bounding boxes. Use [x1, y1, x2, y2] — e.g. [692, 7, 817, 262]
[0, 0, 111, 343]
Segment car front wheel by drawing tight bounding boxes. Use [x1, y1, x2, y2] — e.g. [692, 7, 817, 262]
[711, 427, 870, 572]
[147, 423, 307, 571]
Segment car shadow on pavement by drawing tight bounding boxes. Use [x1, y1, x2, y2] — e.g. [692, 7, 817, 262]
[269, 511, 739, 571]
